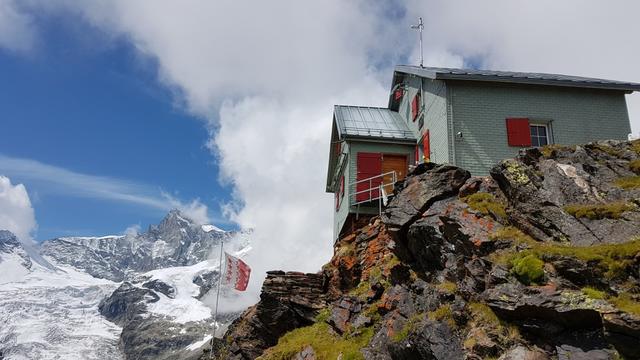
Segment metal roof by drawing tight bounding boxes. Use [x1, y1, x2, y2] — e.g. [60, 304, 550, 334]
[334, 105, 415, 142]
[395, 65, 640, 92]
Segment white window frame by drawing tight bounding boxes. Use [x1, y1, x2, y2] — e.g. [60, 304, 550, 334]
[529, 122, 552, 147]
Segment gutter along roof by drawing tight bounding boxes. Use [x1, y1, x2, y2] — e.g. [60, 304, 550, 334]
[395, 65, 640, 93]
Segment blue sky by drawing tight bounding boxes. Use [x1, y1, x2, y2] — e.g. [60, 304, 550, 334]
[0, 14, 231, 240]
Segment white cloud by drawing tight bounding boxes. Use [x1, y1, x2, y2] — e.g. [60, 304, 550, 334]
[0, 176, 37, 243]
[0, 154, 215, 224]
[405, 0, 640, 133]
[0, 0, 35, 53]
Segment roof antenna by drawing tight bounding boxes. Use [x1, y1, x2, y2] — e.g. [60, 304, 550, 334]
[410, 17, 424, 68]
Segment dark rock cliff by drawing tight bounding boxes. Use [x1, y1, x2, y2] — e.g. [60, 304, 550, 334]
[204, 140, 640, 360]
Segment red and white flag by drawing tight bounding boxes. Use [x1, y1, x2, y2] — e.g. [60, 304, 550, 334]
[224, 252, 251, 291]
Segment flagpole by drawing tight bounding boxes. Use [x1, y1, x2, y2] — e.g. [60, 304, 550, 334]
[210, 240, 224, 359]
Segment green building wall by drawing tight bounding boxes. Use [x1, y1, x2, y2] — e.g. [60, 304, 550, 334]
[333, 140, 415, 240]
[397, 76, 451, 164]
[448, 81, 632, 175]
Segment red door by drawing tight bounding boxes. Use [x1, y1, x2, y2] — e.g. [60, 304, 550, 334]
[423, 130, 430, 162]
[356, 152, 382, 202]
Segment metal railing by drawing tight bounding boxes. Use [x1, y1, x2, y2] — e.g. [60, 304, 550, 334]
[349, 171, 397, 206]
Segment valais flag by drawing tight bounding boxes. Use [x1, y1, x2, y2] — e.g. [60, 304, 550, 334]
[224, 253, 251, 291]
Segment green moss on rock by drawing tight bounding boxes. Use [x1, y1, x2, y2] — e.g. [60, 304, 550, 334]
[428, 304, 456, 328]
[510, 254, 545, 285]
[462, 192, 507, 218]
[436, 281, 458, 295]
[260, 321, 374, 360]
[564, 202, 635, 220]
[511, 239, 640, 281]
[540, 144, 575, 158]
[582, 287, 607, 300]
[629, 159, 640, 174]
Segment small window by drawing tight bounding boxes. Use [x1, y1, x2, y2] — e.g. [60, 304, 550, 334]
[530, 124, 550, 147]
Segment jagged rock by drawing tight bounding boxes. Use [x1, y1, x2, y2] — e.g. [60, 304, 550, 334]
[142, 279, 175, 299]
[219, 271, 327, 360]
[602, 312, 640, 359]
[387, 320, 464, 360]
[484, 285, 606, 333]
[498, 346, 550, 360]
[193, 270, 220, 299]
[99, 282, 159, 326]
[465, 327, 498, 357]
[383, 164, 470, 239]
[293, 345, 317, 360]
[490, 141, 640, 245]
[556, 344, 615, 360]
[329, 296, 362, 334]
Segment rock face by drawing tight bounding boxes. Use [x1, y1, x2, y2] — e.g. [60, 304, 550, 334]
[206, 140, 640, 360]
[203, 271, 327, 360]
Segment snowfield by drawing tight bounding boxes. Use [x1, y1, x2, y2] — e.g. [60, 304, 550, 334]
[143, 260, 217, 324]
[0, 253, 123, 360]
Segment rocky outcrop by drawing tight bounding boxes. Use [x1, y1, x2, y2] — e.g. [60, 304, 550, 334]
[100, 282, 217, 360]
[205, 271, 327, 360]
[206, 140, 640, 360]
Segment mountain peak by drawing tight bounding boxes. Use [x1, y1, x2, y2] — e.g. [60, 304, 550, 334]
[0, 230, 21, 250]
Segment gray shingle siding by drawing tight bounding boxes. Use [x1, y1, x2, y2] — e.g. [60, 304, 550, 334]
[449, 81, 632, 175]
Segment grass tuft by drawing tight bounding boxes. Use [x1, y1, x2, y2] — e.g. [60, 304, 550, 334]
[629, 159, 640, 174]
[540, 144, 575, 158]
[615, 176, 640, 190]
[564, 202, 635, 220]
[462, 192, 507, 218]
[631, 139, 640, 155]
[392, 313, 425, 342]
[489, 226, 537, 246]
[259, 322, 374, 360]
[590, 143, 623, 158]
[468, 303, 500, 328]
[436, 281, 457, 295]
[428, 304, 456, 328]
[610, 293, 640, 316]
[582, 287, 607, 300]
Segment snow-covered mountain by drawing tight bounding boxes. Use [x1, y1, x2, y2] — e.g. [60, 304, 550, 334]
[0, 212, 251, 360]
[41, 210, 240, 281]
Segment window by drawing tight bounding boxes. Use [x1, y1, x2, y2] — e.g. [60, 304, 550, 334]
[530, 124, 550, 147]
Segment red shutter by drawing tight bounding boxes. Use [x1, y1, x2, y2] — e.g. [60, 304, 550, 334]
[506, 118, 531, 147]
[423, 130, 430, 162]
[356, 152, 382, 202]
[411, 93, 421, 122]
[414, 144, 419, 164]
